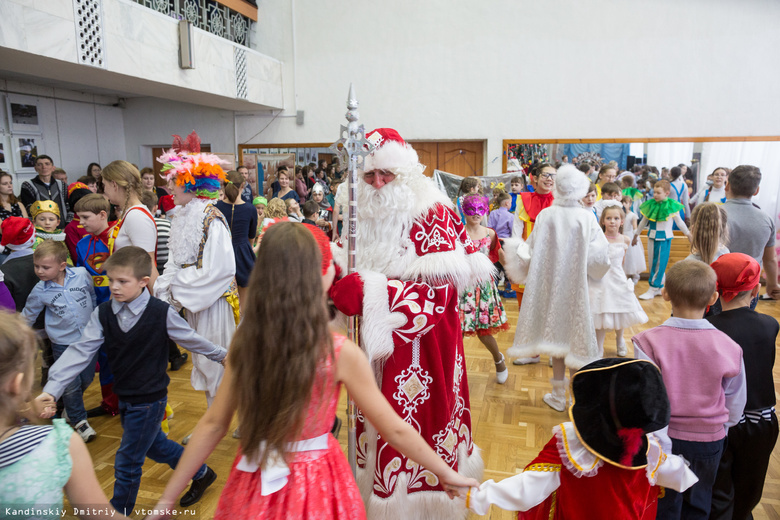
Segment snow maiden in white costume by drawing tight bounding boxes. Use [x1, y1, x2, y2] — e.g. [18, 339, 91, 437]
[502, 164, 611, 412]
[154, 133, 239, 411]
[329, 128, 494, 519]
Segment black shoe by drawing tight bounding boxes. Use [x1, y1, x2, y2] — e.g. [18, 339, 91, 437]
[180, 467, 216, 507]
[170, 353, 188, 371]
[86, 406, 109, 418]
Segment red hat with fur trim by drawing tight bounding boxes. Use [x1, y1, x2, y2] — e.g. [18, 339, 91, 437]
[1, 217, 35, 247]
[363, 128, 420, 174]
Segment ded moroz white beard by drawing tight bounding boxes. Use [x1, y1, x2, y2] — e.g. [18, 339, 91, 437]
[351, 179, 418, 277]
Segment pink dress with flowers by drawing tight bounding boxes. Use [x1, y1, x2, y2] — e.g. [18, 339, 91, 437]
[215, 333, 365, 520]
[459, 235, 509, 336]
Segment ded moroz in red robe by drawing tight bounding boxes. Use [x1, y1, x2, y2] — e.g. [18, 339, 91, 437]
[331, 168, 495, 519]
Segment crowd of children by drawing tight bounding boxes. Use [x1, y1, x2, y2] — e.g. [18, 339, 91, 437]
[0, 147, 778, 520]
[451, 157, 778, 518]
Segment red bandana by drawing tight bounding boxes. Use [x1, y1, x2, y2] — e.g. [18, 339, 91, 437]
[710, 253, 761, 302]
[520, 191, 554, 222]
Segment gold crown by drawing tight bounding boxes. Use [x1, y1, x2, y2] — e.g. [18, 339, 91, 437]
[30, 200, 61, 220]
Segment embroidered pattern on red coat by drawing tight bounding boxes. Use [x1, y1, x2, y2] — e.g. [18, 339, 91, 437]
[387, 280, 449, 345]
[411, 204, 480, 256]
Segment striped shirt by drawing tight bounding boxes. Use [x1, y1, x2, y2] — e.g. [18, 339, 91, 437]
[0, 425, 52, 468]
[155, 217, 171, 273]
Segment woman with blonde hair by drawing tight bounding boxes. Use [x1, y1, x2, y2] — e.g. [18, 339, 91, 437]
[102, 160, 158, 289]
[253, 198, 288, 254]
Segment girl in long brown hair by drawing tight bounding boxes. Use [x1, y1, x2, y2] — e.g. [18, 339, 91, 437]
[149, 222, 478, 520]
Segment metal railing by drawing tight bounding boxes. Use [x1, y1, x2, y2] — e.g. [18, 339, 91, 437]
[132, 0, 252, 46]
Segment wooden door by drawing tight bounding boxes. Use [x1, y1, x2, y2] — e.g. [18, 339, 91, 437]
[437, 141, 482, 177]
[410, 142, 438, 177]
[151, 145, 211, 187]
[318, 152, 335, 166]
[408, 140, 485, 177]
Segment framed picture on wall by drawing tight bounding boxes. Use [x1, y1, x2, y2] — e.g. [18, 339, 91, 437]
[15, 135, 40, 172]
[0, 143, 6, 169]
[7, 100, 41, 134]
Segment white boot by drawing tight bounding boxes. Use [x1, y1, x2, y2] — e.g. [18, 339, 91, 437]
[513, 355, 540, 365]
[543, 378, 568, 412]
[616, 329, 627, 357]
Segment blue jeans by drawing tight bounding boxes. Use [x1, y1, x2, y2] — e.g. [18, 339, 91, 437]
[51, 343, 95, 425]
[657, 437, 725, 520]
[111, 397, 207, 515]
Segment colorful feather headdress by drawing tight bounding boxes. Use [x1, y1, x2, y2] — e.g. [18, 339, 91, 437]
[156, 131, 227, 200]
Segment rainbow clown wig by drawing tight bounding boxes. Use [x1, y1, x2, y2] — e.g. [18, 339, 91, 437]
[156, 131, 227, 200]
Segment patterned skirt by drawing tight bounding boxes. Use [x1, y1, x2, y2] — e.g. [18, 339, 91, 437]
[459, 279, 509, 336]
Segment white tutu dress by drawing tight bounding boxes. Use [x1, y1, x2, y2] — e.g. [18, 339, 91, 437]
[589, 242, 648, 330]
[622, 211, 646, 276]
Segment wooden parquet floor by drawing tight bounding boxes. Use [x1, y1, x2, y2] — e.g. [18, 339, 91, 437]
[64, 280, 780, 519]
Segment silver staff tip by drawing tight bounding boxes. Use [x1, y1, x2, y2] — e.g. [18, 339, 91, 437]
[347, 83, 358, 109]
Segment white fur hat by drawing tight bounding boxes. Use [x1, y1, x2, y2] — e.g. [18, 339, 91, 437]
[555, 164, 591, 201]
[362, 128, 420, 174]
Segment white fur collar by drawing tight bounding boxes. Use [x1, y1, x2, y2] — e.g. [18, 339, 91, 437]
[338, 169, 452, 279]
[169, 198, 212, 266]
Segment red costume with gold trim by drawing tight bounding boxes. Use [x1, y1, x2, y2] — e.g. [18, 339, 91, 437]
[467, 359, 698, 519]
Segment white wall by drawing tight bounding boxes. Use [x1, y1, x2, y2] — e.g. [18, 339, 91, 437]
[0, 80, 126, 187]
[121, 98, 237, 169]
[241, 0, 780, 175]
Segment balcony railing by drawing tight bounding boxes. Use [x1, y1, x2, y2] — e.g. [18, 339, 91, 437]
[132, 0, 252, 47]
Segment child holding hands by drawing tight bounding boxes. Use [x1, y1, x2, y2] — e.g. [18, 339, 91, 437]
[21, 241, 97, 442]
[466, 358, 698, 519]
[0, 313, 126, 520]
[460, 195, 510, 383]
[36, 246, 228, 514]
[588, 203, 647, 357]
[147, 223, 478, 520]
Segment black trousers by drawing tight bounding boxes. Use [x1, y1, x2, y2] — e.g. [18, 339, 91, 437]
[709, 413, 779, 520]
[168, 339, 182, 362]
